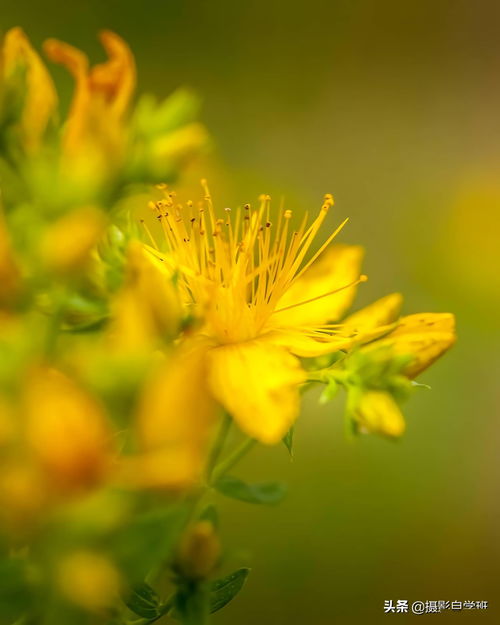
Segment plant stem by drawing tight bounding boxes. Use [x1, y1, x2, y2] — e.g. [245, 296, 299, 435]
[43, 289, 66, 359]
[307, 368, 348, 384]
[210, 437, 256, 485]
[205, 413, 232, 481]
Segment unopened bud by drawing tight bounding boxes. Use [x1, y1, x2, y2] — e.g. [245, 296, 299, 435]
[353, 390, 405, 438]
[176, 521, 220, 580]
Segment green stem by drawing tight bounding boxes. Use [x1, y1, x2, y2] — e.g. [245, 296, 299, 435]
[205, 413, 232, 481]
[307, 368, 349, 385]
[43, 290, 66, 359]
[210, 437, 256, 485]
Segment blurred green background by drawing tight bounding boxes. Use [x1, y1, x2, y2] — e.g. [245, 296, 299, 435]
[2, 1, 499, 622]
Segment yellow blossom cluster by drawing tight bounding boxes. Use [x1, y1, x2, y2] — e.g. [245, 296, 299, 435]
[0, 28, 455, 625]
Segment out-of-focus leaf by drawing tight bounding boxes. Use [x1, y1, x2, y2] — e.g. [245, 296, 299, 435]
[215, 476, 287, 505]
[209, 568, 250, 614]
[110, 504, 189, 582]
[125, 582, 161, 619]
[0, 558, 32, 625]
[282, 427, 294, 457]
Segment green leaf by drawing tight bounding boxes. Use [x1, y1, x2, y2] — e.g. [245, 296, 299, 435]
[209, 568, 250, 614]
[282, 427, 294, 457]
[215, 476, 287, 505]
[125, 582, 161, 619]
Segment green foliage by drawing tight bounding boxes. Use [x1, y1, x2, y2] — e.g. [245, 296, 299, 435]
[215, 476, 288, 505]
[124, 582, 162, 620]
[0, 558, 34, 625]
[282, 427, 294, 457]
[110, 504, 190, 582]
[209, 568, 250, 614]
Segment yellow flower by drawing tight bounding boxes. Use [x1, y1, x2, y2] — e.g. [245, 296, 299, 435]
[43, 30, 135, 157]
[23, 367, 112, 493]
[143, 183, 368, 444]
[1, 27, 57, 152]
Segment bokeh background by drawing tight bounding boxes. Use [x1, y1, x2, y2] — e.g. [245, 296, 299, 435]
[2, 1, 499, 622]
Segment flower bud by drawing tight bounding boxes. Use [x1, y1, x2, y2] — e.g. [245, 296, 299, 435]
[352, 390, 405, 438]
[176, 521, 220, 580]
[365, 313, 456, 378]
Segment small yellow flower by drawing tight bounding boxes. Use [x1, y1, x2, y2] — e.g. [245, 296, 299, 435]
[144, 184, 366, 443]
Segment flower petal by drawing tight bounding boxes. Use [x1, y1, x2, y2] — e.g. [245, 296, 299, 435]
[2, 27, 58, 151]
[271, 244, 364, 327]
[44, 31, 135, 153]
[343, 293, 403, 330]
[207, 340, 305, 444]
[133, 343, 216, 489]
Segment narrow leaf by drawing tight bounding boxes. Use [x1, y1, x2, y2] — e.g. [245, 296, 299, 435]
[125, 582, 161, 619]
[210, 568, 250, 614]
[215, 475, 287, 505]
[282, 427, 294, 457]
